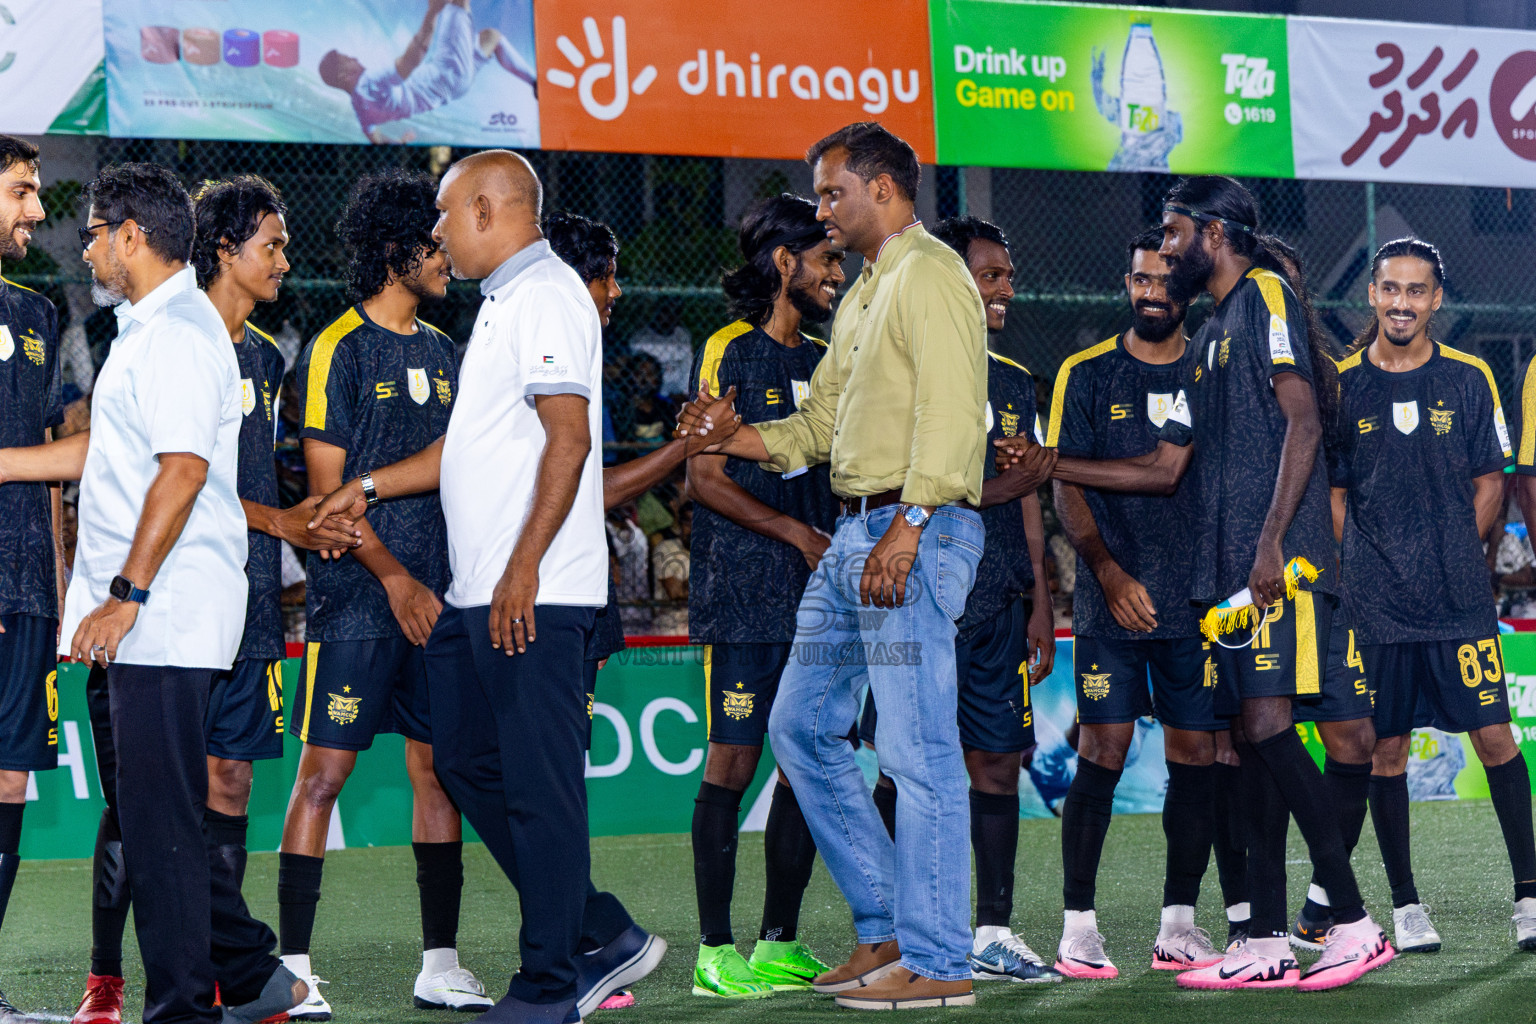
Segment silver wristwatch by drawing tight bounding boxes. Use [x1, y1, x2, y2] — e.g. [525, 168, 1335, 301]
[899, 503, 931, 529]
[360, 471, 380, 508]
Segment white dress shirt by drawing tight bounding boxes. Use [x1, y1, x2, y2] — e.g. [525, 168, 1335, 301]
[61, 266, 248, 668]
[440, 241, 606, 609]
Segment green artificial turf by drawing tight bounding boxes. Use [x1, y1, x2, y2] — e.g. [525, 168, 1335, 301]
[4, 800, 1535, 1023]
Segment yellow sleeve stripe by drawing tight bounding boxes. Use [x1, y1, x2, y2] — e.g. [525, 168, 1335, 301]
[1439, 344, 1512, 457]
[803, 333, 828, 348]
[1045, 335, 1119, 447]
[987, 350, 1031, 375]
[697, 320, 754, 395]
[1335, 349, 1365, 373]
[1, 275, 37, 294]
[245, 320, 276, 345]
[1522, 357, 1536, 466]
[1247, 267, 1289, 323]
[304, 308, 364, 432]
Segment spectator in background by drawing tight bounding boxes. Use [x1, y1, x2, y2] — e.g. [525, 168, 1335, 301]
[625, 352, 676, 451]
[651, 502, 691, 636]
[629, 299, 693, 399]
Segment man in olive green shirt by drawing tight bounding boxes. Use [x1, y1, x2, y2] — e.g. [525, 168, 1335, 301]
[690, 122, 1048, 1011]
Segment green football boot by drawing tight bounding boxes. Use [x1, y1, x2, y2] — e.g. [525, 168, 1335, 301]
[748, 939, 831, 990]
[691, 944, 774, 999]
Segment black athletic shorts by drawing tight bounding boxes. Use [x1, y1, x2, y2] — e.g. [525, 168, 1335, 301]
[705, 642, 792, 746]
[288, 637, 431, 750]
[857, 597, 1035, 753]
[207, 657, 285, 762]
[1071, 634, 1222, 733]
[1365, 636, 1511, 739]
[583, 657, 599, 751]
[0, 614, 58, 772]
[1211, 591, 1336, 717]
[1293, 622, 1374, 724]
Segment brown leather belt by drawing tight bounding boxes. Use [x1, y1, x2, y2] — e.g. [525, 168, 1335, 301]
[838, 489, 977, 516]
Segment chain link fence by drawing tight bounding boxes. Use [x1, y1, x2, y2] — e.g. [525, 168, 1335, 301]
[13, 137, 1536, 634]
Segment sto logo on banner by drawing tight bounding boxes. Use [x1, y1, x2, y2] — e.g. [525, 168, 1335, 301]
[533, 0, 935, 161]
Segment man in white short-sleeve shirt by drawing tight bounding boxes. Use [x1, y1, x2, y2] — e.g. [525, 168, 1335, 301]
[3, 165, 302, 1024]
[306, 151, 665, 1022]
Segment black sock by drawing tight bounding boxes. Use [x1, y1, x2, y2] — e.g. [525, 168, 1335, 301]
[971, 789, 1020, 928]
[1061, 758, 1122, 911]
[1368, 773, 1418, 908]
[873, 778, 897, 841]
[277, 852, 325, 957]
[1305, 756, 1371, 915]
[1211, 761, 1248, 916]
[1252, 728, 1364, 924]
[0, 802, 21, 934]
[1162, 762, 1215, 908]
[1238, 745, 1289, 938]
[90, 807, 129, 978]
[692, 781, 742, 947]
[759, 782, 816, 943]
[205, 808, 250, 889]
[1485, 754, 1536, 902]
[414, 841, 465, 951]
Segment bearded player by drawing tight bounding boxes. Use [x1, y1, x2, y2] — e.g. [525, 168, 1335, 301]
[861, 215, 1059, 983]
[1334, 237, 1535, 953]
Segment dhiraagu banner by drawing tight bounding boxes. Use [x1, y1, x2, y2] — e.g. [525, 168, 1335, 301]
[928, 0, 1294, 177]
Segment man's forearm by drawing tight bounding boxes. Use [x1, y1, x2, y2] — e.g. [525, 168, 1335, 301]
[0, 429, 90, 482]
[1053, 480, 1118, 579]
[119, 456, 207, 589]
[604, 438, 687, 510]
[1256, 417, 1320, 556]
[508, 435, 588, 576]
[687, 454, 815, 551]
[713, 422, 771, 463]
[371, 436, 445, 500]
[1022, 492, 1051, 609]
[1052, 443, 1188, 495]
[1474, 473, 1505, 540]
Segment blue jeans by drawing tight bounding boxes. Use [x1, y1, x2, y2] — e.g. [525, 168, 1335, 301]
[767, 504, 983, 981]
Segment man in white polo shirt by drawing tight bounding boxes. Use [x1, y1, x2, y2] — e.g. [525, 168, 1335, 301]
[306, 151, 661, 1024]
[3, 164, 302, 1024]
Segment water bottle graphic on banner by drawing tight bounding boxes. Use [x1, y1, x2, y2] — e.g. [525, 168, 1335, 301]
[1093, 22, 1184, 173]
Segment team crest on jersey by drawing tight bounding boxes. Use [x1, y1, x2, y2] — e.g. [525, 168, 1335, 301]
[434, 377, 452, 406]
[1393, 400, 1420, 434]
[1000, 409, 1020, 436]
[791, 379, 810, 408]
[407, 368, 430, 405]
[1147, 392, 1174, 427]
[1429, 404, 1454, 436]
[1219, 336, 1231, 367]
[0, 325, 13, 361]
[327, 692, 361, 725]
[22, 331, 43, 365]
[722, 686, 755, 721]
[1268, 314, 1294, 365]
[1496, 406, 1512, 455]
[240, 378, 256, 416]
[1080, 670, 1112, 700]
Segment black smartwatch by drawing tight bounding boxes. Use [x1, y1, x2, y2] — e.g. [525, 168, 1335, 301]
[109, 575, 150, 605]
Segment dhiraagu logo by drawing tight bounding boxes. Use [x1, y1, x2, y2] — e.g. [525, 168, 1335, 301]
[544, 16, 658, 121]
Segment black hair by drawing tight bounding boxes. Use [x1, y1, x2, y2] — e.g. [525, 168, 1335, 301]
[805, 122, 921, 202]
[81, 163, 194, 265]
[189, 175, 287, 289]
[1255, 232, 1341, 432]
[545, 210, 619, 285]
[0, 135, 39, 175]
[721, 193, 825, 326]
[1125, 226, 1164, 273]
[1163, 175, 1261, 258]
[931, 216, 1008, 265]
[336, 168, 440, 304]
[1350, 237, 1446, 352]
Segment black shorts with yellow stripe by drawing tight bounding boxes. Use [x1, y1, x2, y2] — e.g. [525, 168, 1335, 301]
[0, 614, 58, 773]
[1211, 591, 1336, 718]
[207, 657, 285, 761]
[288, 637, 431, 751]
[705, 642, 791, 746]
[1365, 636, 1511, 739]
[1072, 634, 1222, 732]
[1293, 621, 1374, 724]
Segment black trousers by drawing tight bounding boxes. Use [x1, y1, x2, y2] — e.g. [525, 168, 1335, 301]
[425, 603, 599, 1006]
[101, 664, 279, 1024]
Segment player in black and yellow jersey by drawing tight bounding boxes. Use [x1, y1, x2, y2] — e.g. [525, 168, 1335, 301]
[1045, 228, 1226, 978]
[684, 194, 843, 999]
[861, 215, 1060, 984]
[0, 135, 64, 1024]
[1333, 238, 1535, 953]
[280, 170, 488, 1018]
[65, 175, 364, 1024]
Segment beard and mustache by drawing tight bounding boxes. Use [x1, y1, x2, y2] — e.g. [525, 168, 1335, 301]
[783, 260, 834, 325]
[0, 213, 36, 263]
[90, 243, 130, 307]
[1131, 298, 1185, 343]
[1164, 237, 1216, 307]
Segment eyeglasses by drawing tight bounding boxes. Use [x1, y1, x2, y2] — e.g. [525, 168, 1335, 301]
[79, 220, 151, 250]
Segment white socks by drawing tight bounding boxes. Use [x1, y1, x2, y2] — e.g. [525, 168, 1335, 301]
[422, 947, 460, 977]
[279, 953, 312, 982]
[974, 925, 1011, 952]
[1248, 935, 1289, 958]
[1158, 904, 1195, 938]
[1308, 882, 1331, 908]
[1062, 909, 1098, 939]
[1226, 901, 1251, 923]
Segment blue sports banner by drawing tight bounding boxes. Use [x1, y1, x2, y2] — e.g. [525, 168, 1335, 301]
[103, 0, 538, 146]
